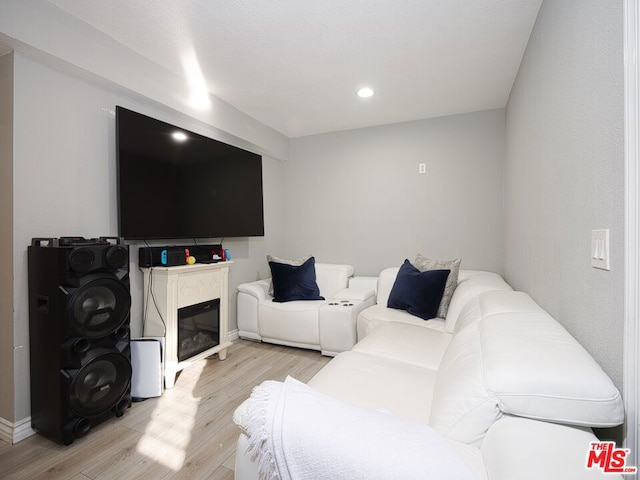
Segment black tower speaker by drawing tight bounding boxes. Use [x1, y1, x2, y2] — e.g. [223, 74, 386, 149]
[28, 236, 132, 445]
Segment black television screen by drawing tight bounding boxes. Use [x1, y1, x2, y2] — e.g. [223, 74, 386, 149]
[116, 106, 264, 240]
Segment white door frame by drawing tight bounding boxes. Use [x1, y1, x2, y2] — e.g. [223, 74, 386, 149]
[624, 0, 639, 464]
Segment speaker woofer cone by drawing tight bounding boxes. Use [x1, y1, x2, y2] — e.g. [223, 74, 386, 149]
[67, 276, 131, 338]
[68, 351, 131, 418]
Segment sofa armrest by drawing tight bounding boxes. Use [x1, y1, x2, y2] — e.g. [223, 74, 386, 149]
[237, 280, 271, 341]
[481, 416, 624, 479]
[333, 287, 376, 302]
[237, 279, 271, 301]
[233, 398, 250, 430]
[348, 276, 379, 296]
[319, 292, 377, 356]
[235, 432, 261, 480]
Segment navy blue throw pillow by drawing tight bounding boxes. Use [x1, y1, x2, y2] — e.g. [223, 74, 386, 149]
[387, 260, 450, 321]
[269, 256, 325, 303]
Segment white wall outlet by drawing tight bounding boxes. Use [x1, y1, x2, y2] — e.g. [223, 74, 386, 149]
[591, 229, 610, 270]
[418, 163, 426, 174]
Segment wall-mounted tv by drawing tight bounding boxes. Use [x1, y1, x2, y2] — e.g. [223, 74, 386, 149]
[116, 106, 264, 240]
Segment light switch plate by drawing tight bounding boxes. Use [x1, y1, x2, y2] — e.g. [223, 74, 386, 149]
[591, 229, 610, 270]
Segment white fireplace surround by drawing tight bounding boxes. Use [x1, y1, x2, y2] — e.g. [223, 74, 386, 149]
[141, 262, 232, 388]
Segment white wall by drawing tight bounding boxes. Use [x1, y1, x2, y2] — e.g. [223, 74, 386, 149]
[284, 110, 505, 276]
[10, 52, 286, 422]
[0, 52, 14, 425]
[505, 0, 624, 388]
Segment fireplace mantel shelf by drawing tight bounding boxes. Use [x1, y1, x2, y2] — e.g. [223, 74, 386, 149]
[141, 261, 232, 388]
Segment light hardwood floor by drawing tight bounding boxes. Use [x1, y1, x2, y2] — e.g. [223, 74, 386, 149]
[0, 340, 331, 480]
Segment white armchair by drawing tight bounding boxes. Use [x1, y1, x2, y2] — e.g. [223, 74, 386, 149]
[237, 263, 375, 356]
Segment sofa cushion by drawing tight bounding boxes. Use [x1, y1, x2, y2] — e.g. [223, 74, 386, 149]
[454, 290, 541, 333]
[258, 298, 326, 346]
[357, 304, 446, 339]
[269, 256, 324, 302]
[387, 260, 450, 321]
[414, 254, 462, 318]
[308, 351, 438, 425]
[352, 322, 452, 371]
[444, 271, 512, 333]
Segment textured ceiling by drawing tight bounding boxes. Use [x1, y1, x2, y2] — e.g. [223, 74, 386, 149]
[48, 0, 542, 138]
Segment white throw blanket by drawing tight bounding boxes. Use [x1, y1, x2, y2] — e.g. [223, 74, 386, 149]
[242, 376, 475, 480]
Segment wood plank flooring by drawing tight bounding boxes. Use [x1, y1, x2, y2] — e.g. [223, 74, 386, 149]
[0, 340, 331, 480]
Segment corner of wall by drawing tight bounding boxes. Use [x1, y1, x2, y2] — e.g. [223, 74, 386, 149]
[0, 50, 15, 425]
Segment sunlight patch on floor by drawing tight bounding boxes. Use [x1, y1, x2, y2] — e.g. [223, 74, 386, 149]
[136, 361, 205, 471]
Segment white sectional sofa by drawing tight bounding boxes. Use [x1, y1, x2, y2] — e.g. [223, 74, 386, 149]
[237, 263, 376, 356]
[233, 268, 626, 479]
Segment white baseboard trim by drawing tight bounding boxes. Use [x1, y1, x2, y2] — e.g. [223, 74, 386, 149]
[0, 416, 36, 444]
[0, 417, 12, 444]
[227, 329, 239, 341]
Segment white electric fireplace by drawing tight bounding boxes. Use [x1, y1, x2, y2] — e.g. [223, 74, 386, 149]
[141, 261, 232, 388]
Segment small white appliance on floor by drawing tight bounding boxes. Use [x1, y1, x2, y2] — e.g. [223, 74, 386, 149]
[131, 337, 164, 399]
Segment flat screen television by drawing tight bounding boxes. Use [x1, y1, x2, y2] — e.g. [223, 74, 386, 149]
[116, 106, 264, 240]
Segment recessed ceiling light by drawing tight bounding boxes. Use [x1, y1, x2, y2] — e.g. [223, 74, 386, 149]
[357, 87, 374, 98]
[172, 131, 188, 142]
